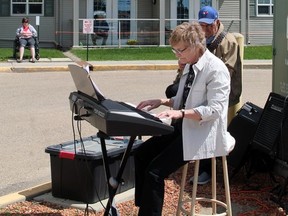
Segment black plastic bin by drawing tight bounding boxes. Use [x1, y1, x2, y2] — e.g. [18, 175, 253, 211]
[45, 135, 142, 204]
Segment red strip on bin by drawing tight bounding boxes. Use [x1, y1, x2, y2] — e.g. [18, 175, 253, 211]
[59, 151, 75, 160]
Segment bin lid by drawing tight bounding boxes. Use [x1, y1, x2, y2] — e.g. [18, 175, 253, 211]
[45, 135, 142, 160]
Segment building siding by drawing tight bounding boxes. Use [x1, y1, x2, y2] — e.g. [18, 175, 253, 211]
[248, 19, 273, 45]
[247, 0, 273, 45]
[218, 0, 241, 35]
[57, 0, 74, 48]
[0, 16, 56, 48]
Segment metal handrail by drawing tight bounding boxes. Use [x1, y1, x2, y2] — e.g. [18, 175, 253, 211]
[77, 18, 241, 48]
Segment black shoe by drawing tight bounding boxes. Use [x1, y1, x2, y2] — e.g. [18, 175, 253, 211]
[189, 171, 211, 185]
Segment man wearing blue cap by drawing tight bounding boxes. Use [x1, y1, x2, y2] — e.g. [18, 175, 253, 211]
[198, 6, 242, 107]
[190, 5, 242, 185]
[166, 6, 242, 105]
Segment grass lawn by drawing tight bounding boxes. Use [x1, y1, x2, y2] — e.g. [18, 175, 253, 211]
[0, 45, 272, 61]
[71, 47, 176, 61]
[71, 46, 273, 61]
[243, 45, 272, 59]
[0, 48, 66, 61]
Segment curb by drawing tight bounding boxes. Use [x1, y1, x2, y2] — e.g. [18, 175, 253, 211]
[11, 67, 70, 73]
[0, 182, 51, 208]
[243, 63, 272, 70]
[92, 64, 179, 71]
[0, 67, 12, 73]
[0, 63, 272, 73]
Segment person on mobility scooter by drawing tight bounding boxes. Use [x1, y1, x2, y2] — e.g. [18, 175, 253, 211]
[14, 17, 39, 63]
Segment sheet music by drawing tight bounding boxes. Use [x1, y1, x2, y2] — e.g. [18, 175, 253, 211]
[83, 65, 106, 99]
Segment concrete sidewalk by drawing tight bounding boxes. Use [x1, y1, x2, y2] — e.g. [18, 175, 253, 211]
[0, 58, 272, 72]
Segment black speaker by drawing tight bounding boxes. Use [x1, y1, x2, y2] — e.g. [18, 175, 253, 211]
[277, 100, 288, 162]
[227, 102, 263, 169]
[252, 92, 288, 158]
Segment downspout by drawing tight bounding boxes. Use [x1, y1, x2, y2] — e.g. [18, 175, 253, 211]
[159, 0, 165, 46]
[247, 0, 250, 44]
[73, 0, 79, 47]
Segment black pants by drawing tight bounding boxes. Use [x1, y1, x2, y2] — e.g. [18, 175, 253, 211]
[91, 33, 108, 45]
[199, 158, 212, 175]
[134, 121, 187, 216]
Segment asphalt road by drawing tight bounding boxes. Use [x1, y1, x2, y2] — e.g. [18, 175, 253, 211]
[0, 68, 272, 196]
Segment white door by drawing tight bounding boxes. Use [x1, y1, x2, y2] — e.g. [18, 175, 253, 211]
[91, 0, 136, 46]
[114, 0, 137, 46]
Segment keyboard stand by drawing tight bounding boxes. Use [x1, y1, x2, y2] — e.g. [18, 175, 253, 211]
[97, 131, 137, 216]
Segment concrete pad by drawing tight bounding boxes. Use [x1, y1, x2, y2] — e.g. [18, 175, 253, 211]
[50, 58, 73, 62]
[34, 188, 135, 212]
[38, 58, 52, 62]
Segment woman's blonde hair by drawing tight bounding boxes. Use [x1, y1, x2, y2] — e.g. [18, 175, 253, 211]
[169, 21, 206, 51]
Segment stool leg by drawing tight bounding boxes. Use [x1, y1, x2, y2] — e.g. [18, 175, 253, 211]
[222, 156, 232, 216]
[176, 163, 189, 216]
[211, 157, 217, 214]
[190, 160, 200, 216]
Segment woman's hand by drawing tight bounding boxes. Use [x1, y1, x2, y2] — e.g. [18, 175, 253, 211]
[136, 99, 162, 111]
[157, 110, 183, 120]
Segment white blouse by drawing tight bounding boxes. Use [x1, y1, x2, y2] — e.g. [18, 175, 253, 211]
[172, 50, 235, 161]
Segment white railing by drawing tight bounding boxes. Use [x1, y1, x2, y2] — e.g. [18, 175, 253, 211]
[77, 18, 241, 48]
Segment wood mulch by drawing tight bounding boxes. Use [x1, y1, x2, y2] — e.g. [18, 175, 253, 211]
[0, 163, 288, 216]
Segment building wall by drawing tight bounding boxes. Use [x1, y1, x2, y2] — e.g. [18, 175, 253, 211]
[248, 18, 273, 45]
[0, 0, 57, 48]
[57, 0, 74, 48]
[248, 0, 273, 45]
[0, 16, 56, 48]
[218, 0, 241, 34]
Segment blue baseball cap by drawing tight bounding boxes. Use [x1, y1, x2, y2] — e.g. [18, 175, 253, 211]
[198, 6, 219, 24]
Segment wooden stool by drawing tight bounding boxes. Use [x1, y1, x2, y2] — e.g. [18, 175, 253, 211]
[176, 156, 232, 216]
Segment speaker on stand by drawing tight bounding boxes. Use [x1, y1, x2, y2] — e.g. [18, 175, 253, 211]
[277, 112, 288, 163]
[252, 92, 287, 157]
[227, 102, 263, 179]
[269, 94, 288, 206]
[251, 92, 288, 206]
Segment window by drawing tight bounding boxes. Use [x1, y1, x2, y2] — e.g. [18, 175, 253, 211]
[200, 0, 212, 8]
[118, 0, 131, 39]
[177, 0, 189, 25]
[94, 0, 106, 13]
[257, 0, 273, 16]
[12, 0, 43, 15]
[0, 0, 10, 16]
